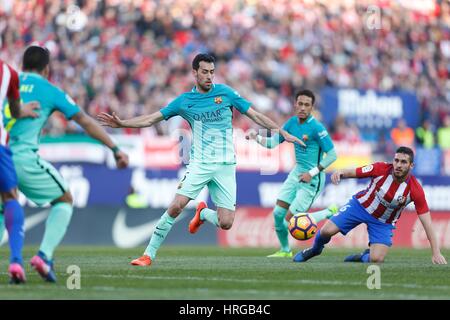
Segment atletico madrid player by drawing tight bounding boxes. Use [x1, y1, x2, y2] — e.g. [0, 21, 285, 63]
[293, 146, 447, 265]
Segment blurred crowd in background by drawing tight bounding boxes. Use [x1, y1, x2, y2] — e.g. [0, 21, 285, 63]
[1, 0, 450, 156]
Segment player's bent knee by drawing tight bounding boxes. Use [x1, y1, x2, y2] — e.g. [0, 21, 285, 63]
[219, 221, 233, 230]
[1, 189, 18, 202]
[370, 255, 385, 263]
[53, 191, 73, 205]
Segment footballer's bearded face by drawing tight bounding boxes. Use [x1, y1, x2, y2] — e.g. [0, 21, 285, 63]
[193, 61, 215, 93]
[295, 95, 314, 122]
[392, 153, 413, 180]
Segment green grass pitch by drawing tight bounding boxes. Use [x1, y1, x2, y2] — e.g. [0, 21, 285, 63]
[0, 246, 449, 300]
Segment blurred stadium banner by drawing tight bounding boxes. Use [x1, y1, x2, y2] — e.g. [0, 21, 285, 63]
[16, 163, 450, 211]
[218, 208, 450, 249]
[40, 133, 374, 171]
[0, 207, 217, 248]
[320, 87, 419, 140]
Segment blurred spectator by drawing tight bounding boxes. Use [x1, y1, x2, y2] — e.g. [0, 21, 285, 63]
[437, 115, 450, 149]
[390, 119, 415, 149]
[331, 116, 361, 143]
[416, 119, 435, 149]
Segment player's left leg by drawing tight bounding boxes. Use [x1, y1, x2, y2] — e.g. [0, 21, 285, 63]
[0, 146, 26, 283]
[344, 212, 394, 263]
[190, 163, 237, 231]
[30, 191, 73, 282]
[368, 244, 390, 263]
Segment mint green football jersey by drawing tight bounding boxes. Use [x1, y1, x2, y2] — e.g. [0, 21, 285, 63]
[6, 72, 80, 154]
[160, 84, 251, 164]
[280, 115, 334, 172]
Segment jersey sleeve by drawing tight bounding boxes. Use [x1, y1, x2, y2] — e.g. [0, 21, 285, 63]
[278, 118, 293, 144]
[410, 178, 429, 215]
[225, 85, 252, 114]
[6, 65, 20, 101]
[52, 87, 81, 119]
[160, 95, 183, 120]
[314, 122, 334, 153]
[355, 162, 391, 178]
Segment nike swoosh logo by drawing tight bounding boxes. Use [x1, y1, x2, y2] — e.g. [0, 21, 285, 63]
[0, 209, 49, 246]
[187, 104, 194, 108]
[112, 209, 187, 248]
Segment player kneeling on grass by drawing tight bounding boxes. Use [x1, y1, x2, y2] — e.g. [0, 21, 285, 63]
[293, 146, 447, 265]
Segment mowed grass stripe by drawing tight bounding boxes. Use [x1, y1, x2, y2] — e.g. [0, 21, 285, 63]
[0, 246, 449, 299]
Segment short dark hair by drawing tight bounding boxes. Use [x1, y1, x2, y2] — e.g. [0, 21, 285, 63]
[22, 45, 50, 72]
[295, 89, 315, 105]
[396, 146, 414, 163]
[192, 53, 215, 70]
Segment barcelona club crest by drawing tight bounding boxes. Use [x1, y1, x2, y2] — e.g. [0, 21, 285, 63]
[302, 134, 309, 142]
[214, 96, 223, 104]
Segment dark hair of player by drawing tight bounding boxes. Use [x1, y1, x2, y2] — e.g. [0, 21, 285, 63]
[192, 53, 215, 70]
[396, 146, 414, 163]
[295, 89, 315, 105]
[22, 46, 50, 72]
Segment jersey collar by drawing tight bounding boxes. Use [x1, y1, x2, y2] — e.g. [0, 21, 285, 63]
[191, 84, 215, 94]
[297, 114, 314, 124]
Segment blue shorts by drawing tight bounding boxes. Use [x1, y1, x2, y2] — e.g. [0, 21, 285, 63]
[330, 197, 395, 246]
[0, 145, 18, 193]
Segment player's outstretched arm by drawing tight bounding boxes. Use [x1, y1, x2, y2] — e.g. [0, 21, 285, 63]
[331, 168, 358, 184]
[97, 111, 164, 128]
[244, 108, 306, 147]
[418, 212, 447, 265]
[245, 129, 280, 149]
[73, 111, 129, 169]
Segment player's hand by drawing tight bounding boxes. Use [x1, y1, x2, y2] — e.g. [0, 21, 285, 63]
[299, 172, 312, 183]
[20, 101, 40, 119]
[97, 112, 124, 128]
[432, 253, 447, 265]
[331, 170, 344, 185]
[280, 129, 306, 147]
[245, 129, 258, 140]
[114, 150, 129, 169]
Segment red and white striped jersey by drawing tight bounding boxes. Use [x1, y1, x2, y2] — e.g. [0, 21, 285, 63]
[354, 162, 429, 225]
[0, 60, 20, 146]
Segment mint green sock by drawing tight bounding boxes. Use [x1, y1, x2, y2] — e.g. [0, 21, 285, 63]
[273, 205, 290, 252]
[310, 208, 332, 223]
[200, 208, 219, 227]
[0, 210, 5, 245]
[39, 202, 73, 260]
[144, 211, 175, 260]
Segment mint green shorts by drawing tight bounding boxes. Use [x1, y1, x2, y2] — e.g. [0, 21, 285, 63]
[277, 165, 325, 214]
[12, 150, 68, 206]
[177, 162, 236, 211]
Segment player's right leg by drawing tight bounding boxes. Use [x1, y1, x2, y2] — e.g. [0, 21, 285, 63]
[345, 208, 394, 263]
[266, 200, 292, 257]
[13, 151, 72, 282]
[293, 220, 340, 262]
[0, 145, 26, 283]
[131, 162, 211, 266]
[131, 194, 191, 266]
[266, 168, 299, 257]
[293, 198, 364, 263]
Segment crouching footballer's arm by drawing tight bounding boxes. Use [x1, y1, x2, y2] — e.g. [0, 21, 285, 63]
[418, 212, 447, 264]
